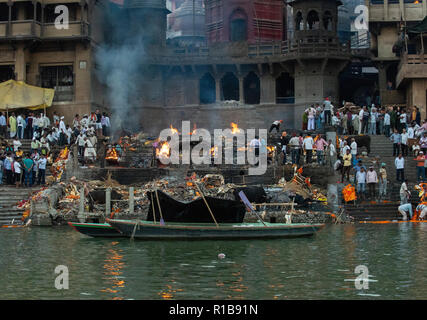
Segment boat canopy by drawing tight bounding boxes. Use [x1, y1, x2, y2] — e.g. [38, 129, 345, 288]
[147, 190, 246, 223]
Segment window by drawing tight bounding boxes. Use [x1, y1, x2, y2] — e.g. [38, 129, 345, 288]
[0, 4, 8, 21]
[0, 65, 15, 82]
[44, 4, 77, 23]
[307, 10, 320, 30]
[295, 11, 303, 31]
[40, 65, 74, 101]
[323, 11, 333, 31]
[230, 9, 247, 42]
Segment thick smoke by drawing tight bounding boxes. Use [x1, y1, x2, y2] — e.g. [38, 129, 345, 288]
[95, 2, 147, 135]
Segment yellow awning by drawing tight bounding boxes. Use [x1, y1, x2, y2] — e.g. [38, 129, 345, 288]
[0, 80, 55, 111]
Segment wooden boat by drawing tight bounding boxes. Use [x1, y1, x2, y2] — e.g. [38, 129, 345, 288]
[106, 219, 325, 240]
[68, 221, 124, 238]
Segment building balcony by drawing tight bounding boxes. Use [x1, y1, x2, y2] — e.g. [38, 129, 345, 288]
[396, 53, 427, 88]
[43, 22, 89, 39]
[0, 21, 90, 41]
[369, 2, 426, 22]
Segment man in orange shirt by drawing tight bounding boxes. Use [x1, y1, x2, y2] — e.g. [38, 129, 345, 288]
[414, 151, 426, 182]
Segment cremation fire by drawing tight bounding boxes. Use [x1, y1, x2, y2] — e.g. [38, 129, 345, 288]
[105, 147, 119, 163]
[156, 141, 171, 160]
[210, 146, 218, 157]
[231, 122, 241, 134]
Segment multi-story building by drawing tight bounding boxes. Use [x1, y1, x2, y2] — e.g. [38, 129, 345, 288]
[0, 0, 105, 123]
[368, 0, 427, 118]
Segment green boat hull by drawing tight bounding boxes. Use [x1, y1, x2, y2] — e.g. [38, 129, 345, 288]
[107, 219, 325, 240]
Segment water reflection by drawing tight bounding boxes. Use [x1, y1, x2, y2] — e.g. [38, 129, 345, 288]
[100, 241, 126, 300]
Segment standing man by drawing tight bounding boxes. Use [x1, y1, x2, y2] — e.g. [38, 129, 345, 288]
[350, 138, 357, 158]
[323, 97, 332, 125]
[314, 134, 328, 165]
[0, 112, 6, 138]
[384, 110, 391, 137]
[366, 166, 378, 199]
[341, 148, 352, 183]
[395, 153, 405, 182]
[358, 107, 364, 134]
[401, 128, 409, 157]
[399, 179, 410, 205]
[9, 112, 17, 138]
[414, 151, 426, 182]
[280, 131, 289, 164]
[288, 133, 301, 165]
[306, 106, 316, 131]
[59, 116, 67, 146]
[379, 163, 387, 200]
[95, 109, 103, 137]
[22, 154, 34, 187]
[37, 154, 47, 185]
[303, 134, 314, 164]
[326, 139, 336, 167]
[356, 166, 367, 200]
[390, 129, 401, 157]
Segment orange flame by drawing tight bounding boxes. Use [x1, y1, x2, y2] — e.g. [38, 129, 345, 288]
[105, 148, 119, 161]
[156, 141, 171, 159]
[170, 125, 179, 135]
[231, 122, 241, 134]
[210, 146, 218, 157]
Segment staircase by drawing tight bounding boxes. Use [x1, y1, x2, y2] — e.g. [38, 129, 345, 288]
[342, 134, 421, 222]
[0, 186, 41, 226]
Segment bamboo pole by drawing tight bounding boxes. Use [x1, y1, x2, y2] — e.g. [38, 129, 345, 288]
[128, 187, 134, 214]
[151, 191, 157, 223]
[155, 189, 165, 225]
[106, 187, 111, 218]
[195, 183, 219, 228]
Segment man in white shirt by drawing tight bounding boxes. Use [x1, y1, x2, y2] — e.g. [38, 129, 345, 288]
[399, 179, 410, 205]
[59, 116, 67, 146]
[400, 128, 409, 157]
[408, 124, 415, 139]
[0, 112, 6, 138]
[17, 114, 25, 139]
[341, 141, 350, 157]
[395, 154, 405, 182]
[303, 134, 314, 163]
[350, 138, 357, 157]
[306, 106, 316, 131]
[288, 133, 301, 165]
[37, 154, 47, 185]
[358, 108, 364, 134]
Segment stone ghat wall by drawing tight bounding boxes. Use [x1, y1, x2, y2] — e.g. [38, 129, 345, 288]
[72, 164, 335, 187]
[136, 104, 296, 136]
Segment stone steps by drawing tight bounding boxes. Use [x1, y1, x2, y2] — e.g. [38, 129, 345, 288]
[0, 186, 42, 225]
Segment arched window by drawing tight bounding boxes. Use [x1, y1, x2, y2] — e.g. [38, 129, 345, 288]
[306, 10, 320, 30]
[221, 72, 239, 101]
[295, 11, 303, 31]
[230, 9, 247, 42]
[244, 72, 260, 104]
[199, 73, 216, 104]
[276, 73, 295, 104]
[323, 11, 333, 31]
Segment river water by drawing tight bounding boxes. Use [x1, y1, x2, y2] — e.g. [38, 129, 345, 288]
[1, 223, 427, 300]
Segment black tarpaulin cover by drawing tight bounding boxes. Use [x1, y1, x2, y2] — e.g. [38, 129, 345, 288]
[407, 17, 427, 34]
[147, 190, 246, 223]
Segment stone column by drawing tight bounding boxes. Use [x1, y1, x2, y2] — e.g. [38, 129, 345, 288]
[7, 1, 12, 37]
[15, 44, 26, 82]
[215, 78, 221, 102]
[238, 76, 244, 103]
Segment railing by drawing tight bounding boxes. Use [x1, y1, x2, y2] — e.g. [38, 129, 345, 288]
[0, 20, 89, 39]
[164, 36, 351, 61]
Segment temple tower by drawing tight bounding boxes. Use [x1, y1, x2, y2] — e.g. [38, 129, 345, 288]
[123, 0, 170, 48]
[287, 0, 351, 128]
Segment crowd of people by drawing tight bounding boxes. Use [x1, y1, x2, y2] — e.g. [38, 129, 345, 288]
[301, 97, 423, 138]
[0, 109, 112, 187]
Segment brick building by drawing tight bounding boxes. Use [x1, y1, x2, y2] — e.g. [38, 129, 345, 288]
[0, 0, 106, 124]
